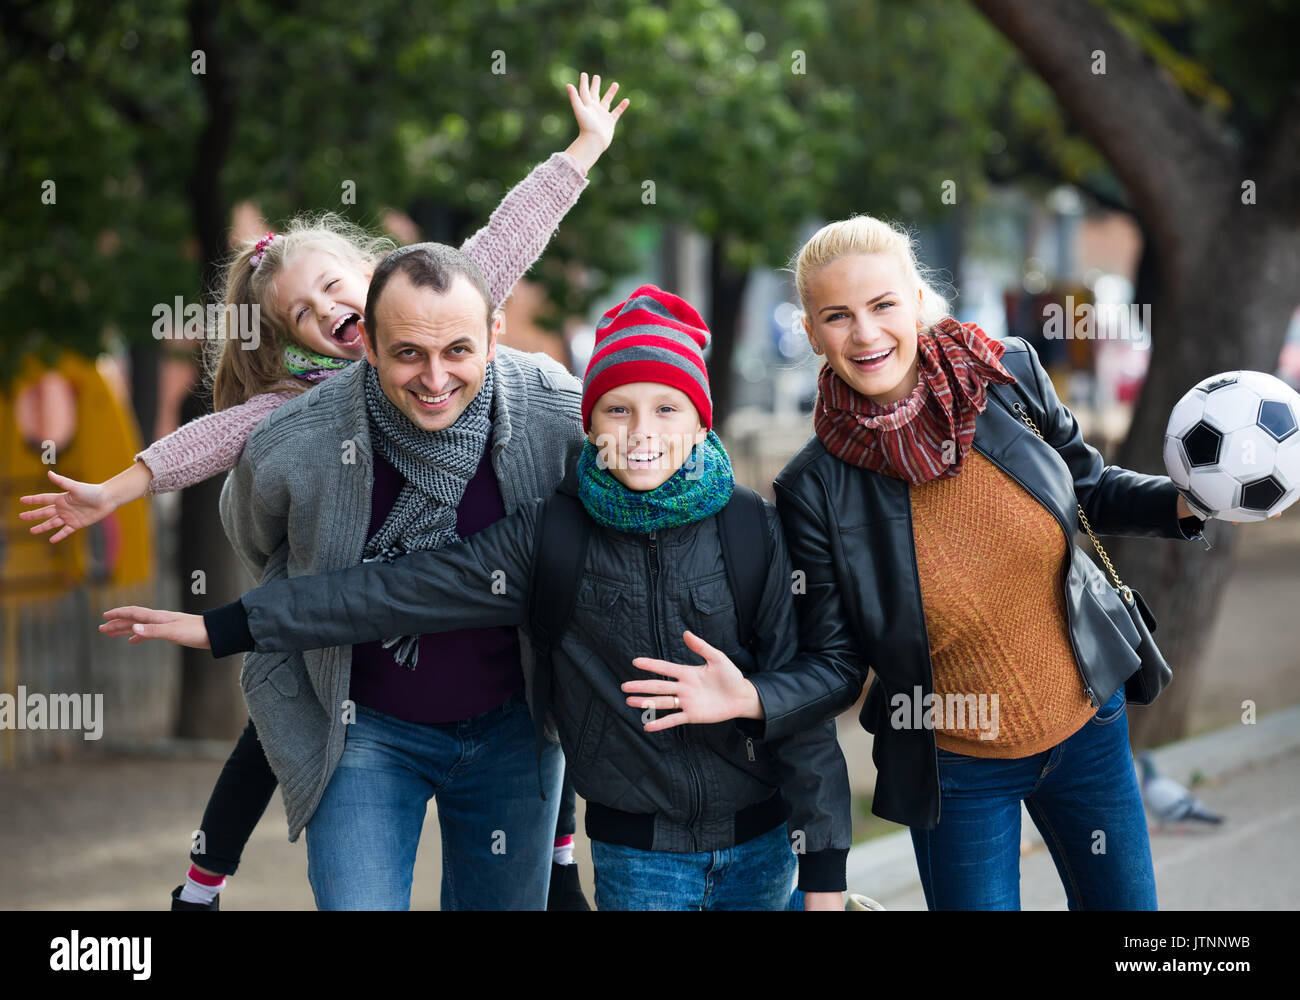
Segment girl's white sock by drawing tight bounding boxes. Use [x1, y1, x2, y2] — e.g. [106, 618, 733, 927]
[178, 865, 226, 905]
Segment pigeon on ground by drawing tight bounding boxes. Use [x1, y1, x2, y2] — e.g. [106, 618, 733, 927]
[1137, 753, 1224, 827]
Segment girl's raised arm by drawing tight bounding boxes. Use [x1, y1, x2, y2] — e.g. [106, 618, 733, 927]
[460, 71, 628, 307]
[19, 388, 296, 543]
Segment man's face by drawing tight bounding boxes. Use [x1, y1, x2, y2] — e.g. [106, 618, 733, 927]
[360, 271, 501, 432]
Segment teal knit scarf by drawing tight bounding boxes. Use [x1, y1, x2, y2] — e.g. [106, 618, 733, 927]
[577, 429, 735, 534]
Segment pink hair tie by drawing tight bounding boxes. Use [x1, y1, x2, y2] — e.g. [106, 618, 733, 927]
[249, 231, 278, 269]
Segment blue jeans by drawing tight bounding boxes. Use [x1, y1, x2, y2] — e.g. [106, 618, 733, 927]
[591, 822, 797, 910]
[910, 687, 1157, 910]
[304, 693, 564, 910]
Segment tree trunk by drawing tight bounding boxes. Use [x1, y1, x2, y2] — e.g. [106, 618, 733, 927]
[1109, 215, 1299, 746]
[970, 0, 1300, 744]
[176, 0, 245, 739]
[127, 343, 159, 445]
[707, 236, 749, 430]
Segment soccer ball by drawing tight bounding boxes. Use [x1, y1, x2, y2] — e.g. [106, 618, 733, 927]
[1163, 371, 1300, 522]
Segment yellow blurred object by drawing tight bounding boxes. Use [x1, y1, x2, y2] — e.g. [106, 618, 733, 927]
[1, 352, 153, 600]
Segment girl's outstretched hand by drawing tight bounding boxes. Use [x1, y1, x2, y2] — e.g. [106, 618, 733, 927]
[623, 630, 763, 731]
[100, 606, 210, 649]
[564, 71, 630, 172]
[19, 469, 117, 543]
[19, 460, 153, 543]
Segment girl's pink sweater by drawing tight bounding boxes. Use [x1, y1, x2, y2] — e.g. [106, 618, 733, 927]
[136, 151, 587, 494]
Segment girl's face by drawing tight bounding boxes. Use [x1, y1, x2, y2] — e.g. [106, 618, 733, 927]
[587, 382, 708, 491]
[273, 248, 373, 360]
[802, 253, 924, 405]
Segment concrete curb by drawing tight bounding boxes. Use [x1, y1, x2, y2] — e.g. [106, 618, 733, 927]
[845, 704, 1300, 899]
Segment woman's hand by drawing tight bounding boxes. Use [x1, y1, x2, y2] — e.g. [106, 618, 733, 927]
[623, 630, 763, 731]
[100, 606, 210, 649]
[19, 461, 153, 543]
[563, 71, 629, 173]
[803, 891, 843, 911]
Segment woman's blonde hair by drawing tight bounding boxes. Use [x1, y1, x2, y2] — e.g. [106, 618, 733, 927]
[791, 214, 951, 330]
[206, 212, 396, 411]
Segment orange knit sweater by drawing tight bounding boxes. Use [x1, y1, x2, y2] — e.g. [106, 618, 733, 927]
[908, 450, 1096, 757]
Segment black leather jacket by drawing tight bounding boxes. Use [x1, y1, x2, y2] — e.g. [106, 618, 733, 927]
[746, 337, 1203, 830]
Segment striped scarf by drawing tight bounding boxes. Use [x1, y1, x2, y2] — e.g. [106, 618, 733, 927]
[814, 318, 1017, 484]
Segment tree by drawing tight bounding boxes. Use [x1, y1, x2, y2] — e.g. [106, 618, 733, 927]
[969, 0, 1300, 745]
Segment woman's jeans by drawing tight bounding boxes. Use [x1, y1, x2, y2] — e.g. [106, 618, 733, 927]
[910, 687, 1157, 910]
[591, 821, 797, 910]
[305, 693, 564, 910]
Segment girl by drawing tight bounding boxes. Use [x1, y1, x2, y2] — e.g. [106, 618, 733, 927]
[101, 284, 856, 911]
[621, 214, 1252, 910]
[26, 72, 627, 910]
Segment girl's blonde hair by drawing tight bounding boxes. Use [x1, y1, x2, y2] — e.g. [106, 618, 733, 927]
[791, 214, 951, 330]
[207, 212, 396, 411]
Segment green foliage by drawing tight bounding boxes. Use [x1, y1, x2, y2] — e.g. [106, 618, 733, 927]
[2, 0, 1290, 386]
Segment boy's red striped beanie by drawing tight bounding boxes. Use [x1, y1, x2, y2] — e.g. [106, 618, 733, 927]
[581, 284, 713, 431]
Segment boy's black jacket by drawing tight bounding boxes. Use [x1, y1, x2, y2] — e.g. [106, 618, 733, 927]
[206, 453, 857, 891]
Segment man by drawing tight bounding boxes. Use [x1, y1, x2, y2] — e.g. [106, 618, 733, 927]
[218, 243, 585, 909]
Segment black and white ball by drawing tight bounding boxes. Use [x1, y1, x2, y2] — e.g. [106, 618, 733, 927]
[1163, 371, 1300, 522]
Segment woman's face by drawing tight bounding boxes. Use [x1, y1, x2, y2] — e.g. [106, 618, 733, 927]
[802, 253, 924, 405]
[273, 248, 373, 361]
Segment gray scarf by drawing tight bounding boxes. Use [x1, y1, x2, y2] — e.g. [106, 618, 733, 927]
[361, 359, 496, 668]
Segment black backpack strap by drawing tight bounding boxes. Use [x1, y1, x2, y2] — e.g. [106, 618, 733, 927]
[528, 491, 592, 653]
[717, 484, 773, 652]
[524, 491, 591, 799]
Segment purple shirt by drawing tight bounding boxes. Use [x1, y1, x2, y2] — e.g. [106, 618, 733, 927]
[349, 434, 524, 723]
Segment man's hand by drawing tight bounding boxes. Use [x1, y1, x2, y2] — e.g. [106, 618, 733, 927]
[100, 606, 210, 649]
[622, 630, 763, 731]
[563, 71, 629, 173]
[803, 891, 843, 911]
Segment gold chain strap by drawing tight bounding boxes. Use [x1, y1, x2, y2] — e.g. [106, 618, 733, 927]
[1009, 401, 1130, 598]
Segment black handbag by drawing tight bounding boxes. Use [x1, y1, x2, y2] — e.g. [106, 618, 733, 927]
[1004, 399, 1173, 706]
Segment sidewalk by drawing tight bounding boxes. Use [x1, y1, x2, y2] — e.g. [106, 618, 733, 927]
[2, 707, 1295, 910]
[0, 746, 601, 910]
[845, 705, 1300, 910]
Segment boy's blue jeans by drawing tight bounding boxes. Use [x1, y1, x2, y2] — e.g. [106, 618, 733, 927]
[304, 693, 564, 910]
[909, 687, 1157, 910]
[591, 821, 797, 910]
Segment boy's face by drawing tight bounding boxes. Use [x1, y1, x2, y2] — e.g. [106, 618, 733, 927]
[588, 383, 708, 491]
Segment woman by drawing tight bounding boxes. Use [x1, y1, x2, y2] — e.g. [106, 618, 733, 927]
[624, 214, 1226, 910]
